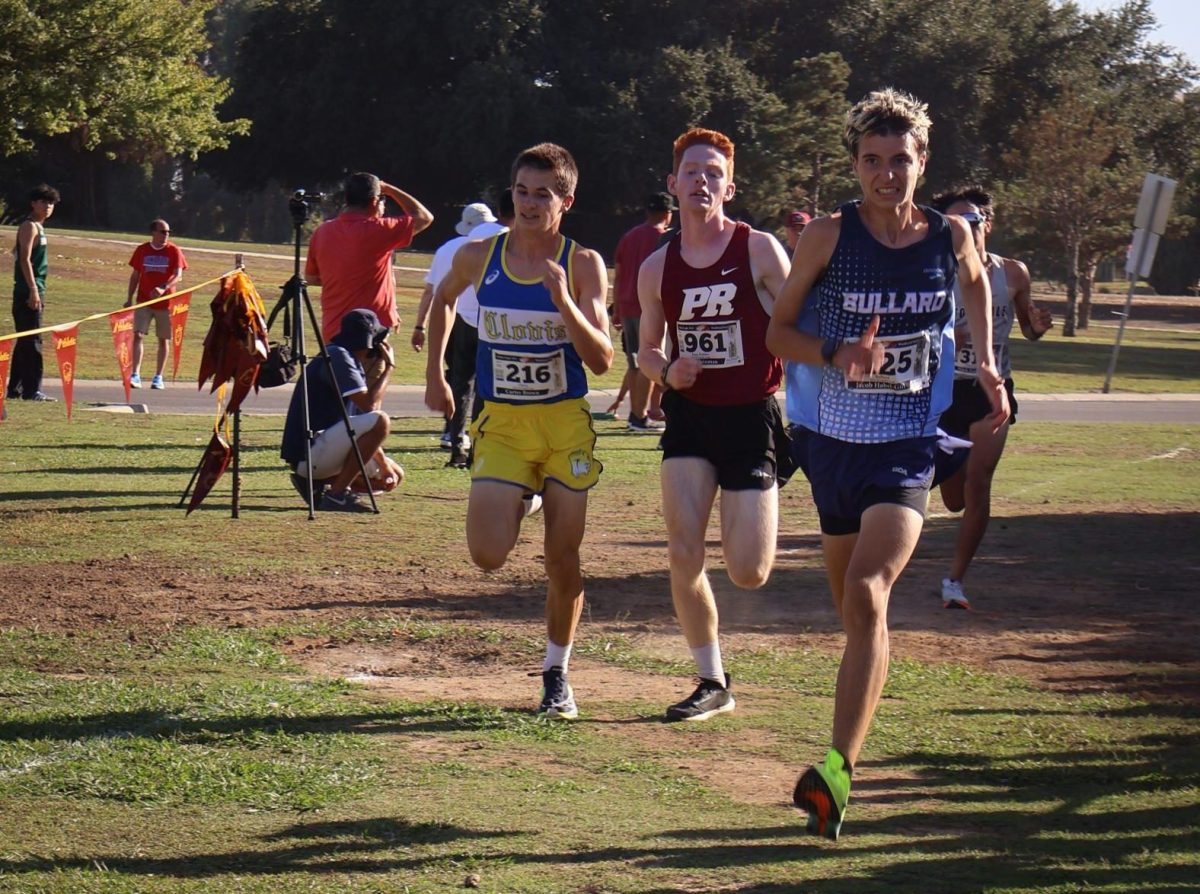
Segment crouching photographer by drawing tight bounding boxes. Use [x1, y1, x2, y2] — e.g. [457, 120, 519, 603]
[280, 309, 404, 512]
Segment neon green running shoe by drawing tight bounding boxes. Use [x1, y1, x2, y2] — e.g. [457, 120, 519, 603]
[793, 748, 851, 840]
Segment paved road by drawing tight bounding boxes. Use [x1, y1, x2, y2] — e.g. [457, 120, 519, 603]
[18, 378, 1200, 424]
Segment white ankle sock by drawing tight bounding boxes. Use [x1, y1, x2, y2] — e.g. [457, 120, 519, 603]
[544, 640, 572, 673]
[690, 642, 725, 684]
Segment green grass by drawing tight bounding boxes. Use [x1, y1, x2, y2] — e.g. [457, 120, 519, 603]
[1011, 326, 1200, 393]
[0, 625, 1195, 893]
[0, 385, 1198, 890]
[2, 413, 1196, 571]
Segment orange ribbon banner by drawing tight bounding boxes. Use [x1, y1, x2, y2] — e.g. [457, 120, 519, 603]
[0, 339, 12, 422]
[52, 325, 79, 420]
[169, 293, 191, 382]
[109, 310, 135, 402]
[0, 268, 233, 422]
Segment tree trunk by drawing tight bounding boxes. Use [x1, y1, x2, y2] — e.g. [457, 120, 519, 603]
[1078, 259, 1097, 331]
[1063, 237, 1080, 337]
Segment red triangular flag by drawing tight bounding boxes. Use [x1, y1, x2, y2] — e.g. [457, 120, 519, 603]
[52, 325, 79, 420]
[168, 292, 191, 382]
[185, 429, 232, 515]
[109, 310, 135, 402]
[0, 339, 13, 422]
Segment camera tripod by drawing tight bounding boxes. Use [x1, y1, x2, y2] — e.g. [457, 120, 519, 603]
[284, 190, 379, 518]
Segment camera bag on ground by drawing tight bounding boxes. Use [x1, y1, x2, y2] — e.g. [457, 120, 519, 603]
[259, 284, 298, 387]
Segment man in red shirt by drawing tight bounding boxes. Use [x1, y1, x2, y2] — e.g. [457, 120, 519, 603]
[611, 192, 673, 430]
[305, 172, 433, 344]
[126, 219, 187, 389]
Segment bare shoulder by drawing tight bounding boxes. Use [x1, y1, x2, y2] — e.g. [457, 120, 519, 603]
[748, 228, 788, 256]
[793, 213, 841, 266]
[453, 237, 492, 271]
[638, 243, 668, 284]
[570, 244, 605, 271]
[1001, 255, 1031, 284]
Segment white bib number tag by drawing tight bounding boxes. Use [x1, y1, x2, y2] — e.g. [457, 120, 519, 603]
[846, 331, 931, 393]
[676, 320, 744, 368]
[955, 342, 1007, 378]
[492, 349, 567, 401]
[955, 342, 979, 378]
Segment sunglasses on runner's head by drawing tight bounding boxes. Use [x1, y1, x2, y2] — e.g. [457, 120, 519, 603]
[959, 211, 983, 230]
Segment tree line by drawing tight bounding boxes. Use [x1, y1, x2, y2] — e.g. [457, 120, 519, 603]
[3, 0, 1198, 328]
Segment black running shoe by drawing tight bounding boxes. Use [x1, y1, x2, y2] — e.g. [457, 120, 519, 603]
[537, 666, 578, 720]
[665, 673, 735, 722]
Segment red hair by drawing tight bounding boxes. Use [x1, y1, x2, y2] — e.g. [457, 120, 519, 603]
[672, 128, 735, 179]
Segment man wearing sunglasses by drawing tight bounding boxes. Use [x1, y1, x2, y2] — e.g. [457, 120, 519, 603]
[931, 186, 1053, 609]
[126, 219, 188, 389]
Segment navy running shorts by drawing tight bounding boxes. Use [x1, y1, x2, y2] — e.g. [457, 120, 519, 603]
[807, 431, 937, 535]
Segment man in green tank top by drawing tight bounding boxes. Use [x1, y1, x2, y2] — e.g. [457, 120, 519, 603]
[7, 184, 60, 401]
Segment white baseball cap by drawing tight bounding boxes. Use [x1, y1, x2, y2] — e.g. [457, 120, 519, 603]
[456, 202, 498, 236]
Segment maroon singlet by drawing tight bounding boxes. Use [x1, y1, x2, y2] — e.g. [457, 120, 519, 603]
[660, 222, 781, 406]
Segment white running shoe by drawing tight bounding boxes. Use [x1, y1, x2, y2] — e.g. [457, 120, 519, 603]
[941, 578, 970, 610]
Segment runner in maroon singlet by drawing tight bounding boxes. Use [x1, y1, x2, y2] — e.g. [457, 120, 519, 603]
[637, 127, 792, 722]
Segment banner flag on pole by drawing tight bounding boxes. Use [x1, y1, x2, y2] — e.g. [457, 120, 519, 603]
[52, 325, 79, 420]
[0, 339, 13, 422]
[109, 310, 135, 402]
[169, 292, 191, 382]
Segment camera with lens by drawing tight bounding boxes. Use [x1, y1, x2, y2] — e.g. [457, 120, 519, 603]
[288, 188, 325, 226]
[366, 327, 390, 359]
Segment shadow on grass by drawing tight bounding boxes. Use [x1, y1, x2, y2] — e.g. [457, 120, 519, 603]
[0, 703, 576, 743]
[0, 817, 520, 878]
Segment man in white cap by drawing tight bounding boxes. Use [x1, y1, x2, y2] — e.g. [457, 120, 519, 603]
[412, 201, 507, 465]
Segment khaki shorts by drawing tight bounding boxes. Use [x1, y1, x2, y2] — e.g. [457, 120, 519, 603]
[295, 411, 385, 480]
[470, 397, 601, 493]
[134, 306, 171, 339]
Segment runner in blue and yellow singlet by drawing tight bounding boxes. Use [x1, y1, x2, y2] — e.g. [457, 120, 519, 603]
[425, 143, 613, 721]
[767, 89, 1010, 840]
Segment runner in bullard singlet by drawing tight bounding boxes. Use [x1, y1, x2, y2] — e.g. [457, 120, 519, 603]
[766, 89, 1010, 840]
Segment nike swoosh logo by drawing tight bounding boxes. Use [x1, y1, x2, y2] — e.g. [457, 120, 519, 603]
[721, 267, 738, 276]
[484, 270, 500, 285]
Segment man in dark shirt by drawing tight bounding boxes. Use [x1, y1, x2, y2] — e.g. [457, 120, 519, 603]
[281, 309, 403, 511]
[7, 184, 60, 401]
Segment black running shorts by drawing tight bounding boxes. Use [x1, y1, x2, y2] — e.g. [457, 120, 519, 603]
[939, 377, 1018, 438]
[660, 391, 794, 491]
